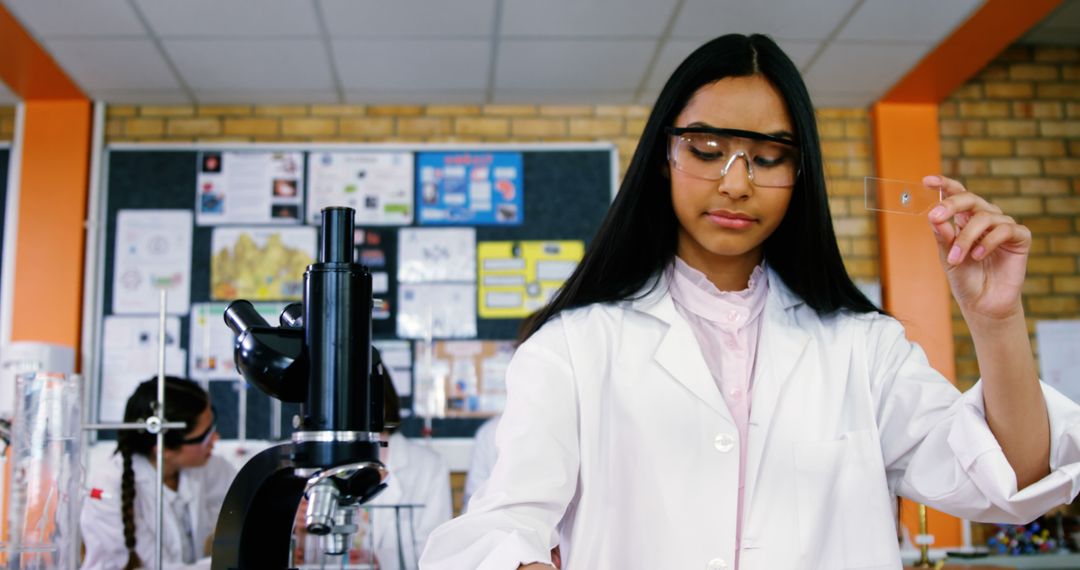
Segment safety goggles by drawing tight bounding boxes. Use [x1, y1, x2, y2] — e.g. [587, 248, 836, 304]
[666, 127, 801, 188]
[180, 406, 217, 446]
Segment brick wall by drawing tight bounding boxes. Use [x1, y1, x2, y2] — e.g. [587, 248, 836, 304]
[0, 106, 14, 141]
[940, 44, 1080, 391]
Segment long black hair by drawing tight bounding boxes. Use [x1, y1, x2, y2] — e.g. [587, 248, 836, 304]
[520, 34, 879, 341]
[115, 377, 210, 570]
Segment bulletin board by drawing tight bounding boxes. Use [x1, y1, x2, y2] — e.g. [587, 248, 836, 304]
[89, 144, 616, 440]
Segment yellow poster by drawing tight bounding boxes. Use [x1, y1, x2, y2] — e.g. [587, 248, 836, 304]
[477, 240, 584, 318]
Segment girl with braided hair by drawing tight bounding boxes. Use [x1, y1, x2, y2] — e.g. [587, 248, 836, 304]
[80, 377, 236, 570]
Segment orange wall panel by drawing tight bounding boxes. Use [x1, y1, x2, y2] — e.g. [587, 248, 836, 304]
[10, 100, 92, 350]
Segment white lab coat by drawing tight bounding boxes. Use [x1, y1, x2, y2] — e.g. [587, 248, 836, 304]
[364, 432, 452, 570]
[463, 415, 500, 510]
[80, 453, 237, 570]
[420, 268, 1080, 570]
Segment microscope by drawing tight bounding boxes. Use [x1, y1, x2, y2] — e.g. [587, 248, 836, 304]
[211, 207, 387, 569]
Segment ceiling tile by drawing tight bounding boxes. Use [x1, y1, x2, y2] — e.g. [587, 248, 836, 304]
[345, 89, 486, 104]
[643, 38, 820, 92]
[0, 81, 18, 104]
[672, 0, 859, 41]
[501, 0, 677, 37]
[802, 41, 932, 102]
[493, 89, 636, 104]
[333, 39, 489, 90]
[44, 38, 181, 91]
[165, 39, 334, 90]
[496, 39, 655, 90]
[195, 89, 338, 104]
[91, 89, 192, 104]
[836, 0, 982, 42]
[320, 0, 496, 37]
[134, 0, 320, 37]
[2, 0, 145, 36]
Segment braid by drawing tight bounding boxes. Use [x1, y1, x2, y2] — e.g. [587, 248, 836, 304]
[119, 442, 142, 570]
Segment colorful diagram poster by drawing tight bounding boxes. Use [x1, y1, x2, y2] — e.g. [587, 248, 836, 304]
[413, 340, 514, 417]
[210, 226, 316, 301]
[112, 209, 192, 315]
[477, 240, 584, 318]
[354, 228, 397, 336]
[416, 152, 523, 226]
[307, 152, 414, 226]
[189, 302, 287, 381]
[196, 151, 304, 225]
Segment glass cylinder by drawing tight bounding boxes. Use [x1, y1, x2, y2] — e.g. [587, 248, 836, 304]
[5, 372, 82, 570]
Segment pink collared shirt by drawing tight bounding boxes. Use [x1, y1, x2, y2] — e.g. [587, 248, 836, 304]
[668, 258, 768, 570]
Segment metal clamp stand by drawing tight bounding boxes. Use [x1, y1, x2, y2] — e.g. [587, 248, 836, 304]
[82, 290, 185, 570]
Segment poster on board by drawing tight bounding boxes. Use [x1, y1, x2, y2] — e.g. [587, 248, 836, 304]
[99, 315, 185, 422]
[477, 240, 583, 318]
[397, 283, 477, 339]
[397, 228, 476, 283]
[210, 226, 316, 301]
[412, 340, 513, 416]
[189, 302, 288, 381]
[196, 151, 304, 225]
[307, 152, 414, 225]
[112, 209, 192, 315]
[416, 152, 523, 226]
[1036, 320, 1080, 405]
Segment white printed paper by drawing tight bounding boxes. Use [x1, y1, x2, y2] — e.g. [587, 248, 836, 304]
[100, 316, 185, 422]
[397, 228, 476, 283]
[189, 302, 288, 381]
[1036, 320, 1080, 405]
[373, 340, 413, 397]
[307, 152, 414, 225]
[112, 210, 192, 315]
[197, 151, 304, 225]
[397, 283, 477, 339]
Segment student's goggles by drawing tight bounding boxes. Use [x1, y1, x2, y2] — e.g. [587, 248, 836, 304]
[666, 127, 801, 188]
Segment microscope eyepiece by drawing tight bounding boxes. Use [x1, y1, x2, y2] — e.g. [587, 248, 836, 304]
[224, 300, 269, 336]
[320, 207, 355, 264]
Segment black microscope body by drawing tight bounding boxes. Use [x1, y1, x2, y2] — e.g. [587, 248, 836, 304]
[211, 207, 387, 569]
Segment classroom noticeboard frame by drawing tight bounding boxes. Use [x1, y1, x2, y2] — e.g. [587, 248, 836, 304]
[84, 141, 618, 441]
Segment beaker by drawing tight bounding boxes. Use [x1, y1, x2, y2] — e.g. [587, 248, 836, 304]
[5, 373, 82, 570]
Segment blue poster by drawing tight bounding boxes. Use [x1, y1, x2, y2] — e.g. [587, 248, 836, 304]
[416, 152, 524, 226]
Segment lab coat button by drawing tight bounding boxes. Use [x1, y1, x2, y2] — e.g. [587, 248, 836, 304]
[707, 558, 727, 570]
[713, 433, 735, 452]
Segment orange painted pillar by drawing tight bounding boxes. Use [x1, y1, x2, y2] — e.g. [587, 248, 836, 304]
[9, 100, 92, 350]
[0, 2, 92, 353]
[872, 102, 961, 546]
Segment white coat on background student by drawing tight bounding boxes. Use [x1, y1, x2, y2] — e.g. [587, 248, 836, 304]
[463, 414, 500, 510]
[81, 378, 236, 570]
[365, 431, 453, 570]
[420, 33, 1080, 570]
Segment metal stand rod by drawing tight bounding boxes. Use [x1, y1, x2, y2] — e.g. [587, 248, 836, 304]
[156, 289, 166, 570]
[80, 289, 182, 570]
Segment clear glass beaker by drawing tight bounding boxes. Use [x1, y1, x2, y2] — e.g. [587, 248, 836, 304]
[5, 372, 82, 570]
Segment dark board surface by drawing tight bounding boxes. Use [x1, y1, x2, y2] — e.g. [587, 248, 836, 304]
[101, 148, 612, 439]
[1, 148, 9, 298]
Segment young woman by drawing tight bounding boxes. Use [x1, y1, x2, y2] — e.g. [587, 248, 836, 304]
[81, 377, 236, 570]
[420, 34, 1080, 569]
